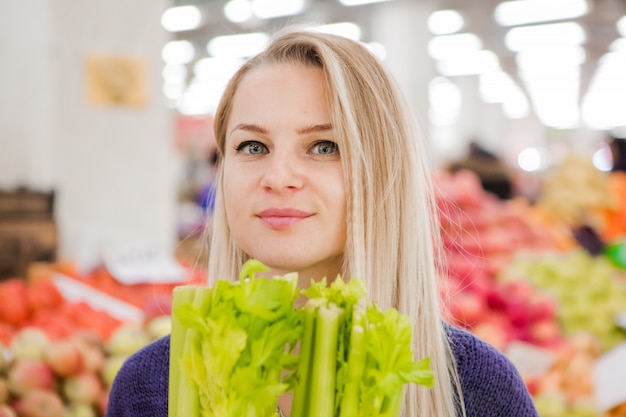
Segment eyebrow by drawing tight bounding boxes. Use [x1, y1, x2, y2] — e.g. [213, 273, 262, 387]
[230, 123, 333, 136]
[296, 123, 333, 135]
[230, 123, 268, 135]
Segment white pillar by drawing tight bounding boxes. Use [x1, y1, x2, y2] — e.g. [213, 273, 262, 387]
[0, 0, 180, 270]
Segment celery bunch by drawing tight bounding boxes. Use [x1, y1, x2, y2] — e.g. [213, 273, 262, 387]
[168, 260, 434, 417]
[168, 260, 301, 417]
[292, 277, 434, 417]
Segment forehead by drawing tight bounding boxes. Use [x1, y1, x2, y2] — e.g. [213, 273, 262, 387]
[228, 63, 330, 123]
[237, 62, 325, 91]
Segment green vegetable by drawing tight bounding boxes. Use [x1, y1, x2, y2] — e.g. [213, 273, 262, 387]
[295, 276, 434, 417]
[169, 260, 434, 417]
[169, 260, 301, 417]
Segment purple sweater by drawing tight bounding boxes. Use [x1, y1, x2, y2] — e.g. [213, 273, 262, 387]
[105, 325, 539, 416]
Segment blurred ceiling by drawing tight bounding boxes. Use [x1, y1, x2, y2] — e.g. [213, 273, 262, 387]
[168, 0, 626, 129]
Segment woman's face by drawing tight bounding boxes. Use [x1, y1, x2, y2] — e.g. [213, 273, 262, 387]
[222, 63, 347, 283]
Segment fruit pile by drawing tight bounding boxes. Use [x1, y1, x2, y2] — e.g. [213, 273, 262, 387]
[527, 333, 602, 416]
[0, 279, 122, 345]
[0, 317, 170, 417]
[435, 170, 567, 350]
[534, 156, 616, 229]
[505, 250, 626, 352]
[435, 166, 626, 417]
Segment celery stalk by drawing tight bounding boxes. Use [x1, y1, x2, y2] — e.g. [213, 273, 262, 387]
[177, 327, 200, 417]
[308, 303, 342, 417]
[386, 386, 406, 417]
[290, 301, 317, 417]
[338, 302, 366, 417]
[168, 285, 198, 417]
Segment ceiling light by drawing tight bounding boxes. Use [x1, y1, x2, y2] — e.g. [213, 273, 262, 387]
[428, 77, 462, 126]
[609, 38, 626, 53]
[339, 0, 391, 6]
[495, 0, 588, 26]
[207, 32, 269, 58]
[162, 83, 185, 101]
[502, 91, 530, 119]
[527, 82, 580, 129]
[517, 147, 546, 172]
[427, 33, 482, 61]
[427, 10, 464, 35]
[193, 57, 244, 83]
[251, 0, 306, 19]
[618, 15, 626, 37]
[162, 64, 188, 83]
[161, 40, 195, 65]
[224, 0, 253, 23]
[478, 71, 517, 103]
[505, 22, 586, 52]
[516, 45, 586, 70]
[161, 5, 202, 32]
[436, 50, 500, 76]
[582, 51, 626, 129]
[593, 145, 613, 172]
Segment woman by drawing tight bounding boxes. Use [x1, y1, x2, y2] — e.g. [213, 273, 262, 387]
[106, 27, 538, 417]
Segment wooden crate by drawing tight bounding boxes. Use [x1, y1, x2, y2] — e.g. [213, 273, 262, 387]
[0, 189, 57, 280]
[0, 189, 54, 219]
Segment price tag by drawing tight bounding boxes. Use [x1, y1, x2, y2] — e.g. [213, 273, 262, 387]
[593, 342, 626, 411]
[505, 341, 556, 378]
[103, 245, 188, 285]
[52, 273, 144, 322]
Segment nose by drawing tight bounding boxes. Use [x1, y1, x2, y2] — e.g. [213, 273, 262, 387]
[259, 150, 304, 192]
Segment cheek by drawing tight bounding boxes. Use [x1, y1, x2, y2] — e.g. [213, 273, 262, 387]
[222, 164, 244, 223]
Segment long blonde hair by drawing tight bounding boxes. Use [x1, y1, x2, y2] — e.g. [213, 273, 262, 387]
[208, 27, 464, 417]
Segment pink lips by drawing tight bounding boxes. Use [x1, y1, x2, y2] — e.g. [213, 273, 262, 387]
[257, 208, 312, 229]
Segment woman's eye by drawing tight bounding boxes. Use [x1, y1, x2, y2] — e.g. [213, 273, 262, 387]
[312, 141, 339, 155]
[235, 141, 267, 155]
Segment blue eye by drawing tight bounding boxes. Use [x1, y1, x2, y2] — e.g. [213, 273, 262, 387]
[235, 141, 267, 155]
[312, 141, 339, 155]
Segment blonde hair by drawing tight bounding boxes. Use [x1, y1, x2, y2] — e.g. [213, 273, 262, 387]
[208, 27, 464, 417]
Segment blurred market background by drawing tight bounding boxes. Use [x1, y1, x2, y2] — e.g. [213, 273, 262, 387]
[1, 0, 626, 416]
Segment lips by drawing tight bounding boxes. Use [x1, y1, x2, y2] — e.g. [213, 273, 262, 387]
[257, 208, 312, 229]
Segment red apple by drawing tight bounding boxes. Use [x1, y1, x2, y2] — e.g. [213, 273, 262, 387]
[63, 403, 97, 417]
[74, 341, 105, 374]
[529, 296, 558, 322]
[7, 360, 55, 395]
[449, 291, 487, 327]
[62, 372, 103, 405]
[472, 321, 509, 351]
[530, 320, 562, 346]
[98, 389, 110, 416]
[0, 404, 17, 417]
[44, 339, 83, 377]
[485, 287, 507, 311]
[10, 328, 50, 361]
[12, 389, 64, 417]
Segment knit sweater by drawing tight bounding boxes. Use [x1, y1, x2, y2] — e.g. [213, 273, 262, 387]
[105, 325, 539, 417]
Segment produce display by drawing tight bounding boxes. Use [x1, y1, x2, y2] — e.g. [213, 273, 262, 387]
[534, 156, 616, 229]
[0, 278, 122, 345]
[0, 315, 168, 417]
[505, 250, 626, 352]
[435, 168, 626, 417]
[169, 260, 433, 417]
[435, 170, 567, 350]
[1, 157, 626, 417]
